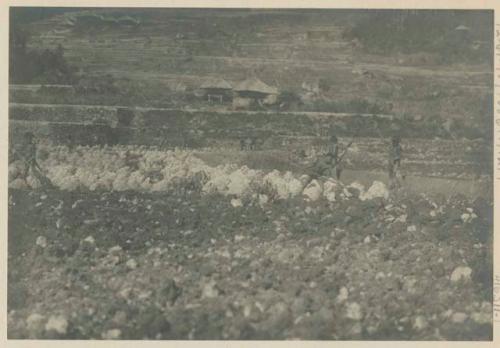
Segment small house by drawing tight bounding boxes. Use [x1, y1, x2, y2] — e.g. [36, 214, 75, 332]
[454, 24, 472, 41]
[233, 77, 278, 109]
[200, 77, 233, 103]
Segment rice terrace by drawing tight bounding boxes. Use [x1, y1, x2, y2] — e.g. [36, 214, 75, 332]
[7, 8, 494, 340]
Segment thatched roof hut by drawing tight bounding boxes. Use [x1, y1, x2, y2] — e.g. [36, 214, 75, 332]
[234, 77, 278, 98]
[200, 77, 232, 91]
[199, 77, 233, 103]
[455, 24, 471, 31]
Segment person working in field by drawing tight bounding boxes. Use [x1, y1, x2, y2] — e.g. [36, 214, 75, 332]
[18, 132, 39, 179]
[388, 135, 403, 188]
[310, 134, 346, 180]
[10, 132, 53, 188]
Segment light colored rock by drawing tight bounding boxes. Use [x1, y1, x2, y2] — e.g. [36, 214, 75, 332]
[45, 315, 68, 335]
[26, 175, 42, 189]
[102, 328, 122, 339]
[471, 311, 490, 324]
[230, 198, 243, 208]
[36, 236, 47, 248]
[396, 214, 407, 223]
[258, 194, 269, 206]
[413, 315, 428, 331]
[202, 280, 219, 299]
[461, 212, 478, 223]
[348, 181, 365, 195]
[451, 312, 468, 323]
[345, 302, 362, 320]
[360, 181, 389, 201]
[109, 245, 123, 254]
[26, 313, 45, 334]
[450, 266, 472, 282]
[342, 188, 353, 198]
[323, 179, 338, 202]
[126, 258, 138, 270]
[407, 225, 417, 232]
[442, 309, 453, 318]
[303, 180, 322, 202]
[336, 287, 349, 303]
[349, 322, 362, 336]
[9, 178, 28, 189]
[226, 169, 252, 196]
[363, 236, 371, 244]
[83, 236, 95, 244]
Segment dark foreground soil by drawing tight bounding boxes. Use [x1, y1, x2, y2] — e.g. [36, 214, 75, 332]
[7, 187, 493, 340]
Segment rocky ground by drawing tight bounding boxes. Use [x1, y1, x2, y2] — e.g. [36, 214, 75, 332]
[7, 184, 493, 340]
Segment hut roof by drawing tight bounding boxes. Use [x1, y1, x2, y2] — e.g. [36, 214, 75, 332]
[200, 77, 232, 90]
[455, 24, 471, 31]
[234, 77, 278, 95]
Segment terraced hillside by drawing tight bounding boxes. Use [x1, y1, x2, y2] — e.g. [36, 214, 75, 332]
[14, 9, 493, 126]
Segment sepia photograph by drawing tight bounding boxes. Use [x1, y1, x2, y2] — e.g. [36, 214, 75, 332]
[6, 5, 495, 341]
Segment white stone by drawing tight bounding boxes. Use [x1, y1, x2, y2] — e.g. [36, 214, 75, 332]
[396, 214, 407, 223]
[336, 287, 349, 303]
[413, 315, 428, 331]
[258, 194, 269, 206]
[407, 225, 417, 232]
[323, 179, 338, 202]
[345, 302, 362, 320]
[302, 180, 322, 202]
[126, 259, 138, 270]
[230, 198, 243, 208]
[349, 182, 365, 195]
[360, 181, 389, 201]
[471, 312, 490, 324]
[83, 236, 95, 244]
[102, 329, 121, 339]
[36, 236, 47, 248]
[26, 313, 45, 334]
[202, 280, 219, 299]
[451, 312, 468, 323]
[450, 266, 472, 282]
[108, 245, 123, 254]
[343, 188, 353, 198]
[461, 213, 471, 223]
[45, 315, 68, 335]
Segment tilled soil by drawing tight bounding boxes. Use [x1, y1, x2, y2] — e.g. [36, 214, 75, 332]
[7, 187, 493, 340]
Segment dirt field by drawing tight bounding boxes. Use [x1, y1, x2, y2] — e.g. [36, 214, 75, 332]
[7, 185, 493, 340]
[7, 8, 494, 341]
[7, 143, 494, 340]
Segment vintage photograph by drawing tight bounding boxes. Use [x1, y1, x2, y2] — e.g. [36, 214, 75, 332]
[7, 7, 494, 340]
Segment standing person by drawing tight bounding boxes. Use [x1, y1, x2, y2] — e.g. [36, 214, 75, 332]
[19, 132, 39, 179]
[388, 135, 402, 188]
[244, 137, 253, 151]
[309, 134, 345, 181]
[17, 132, 54, 187]
[328, 135, 342, 180]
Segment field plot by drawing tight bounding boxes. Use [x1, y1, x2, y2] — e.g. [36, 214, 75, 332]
[7, 145, 493, 340]
[8, 8, 494, 341]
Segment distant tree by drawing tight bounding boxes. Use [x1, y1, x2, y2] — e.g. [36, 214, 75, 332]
[9, 23, 76, 84]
